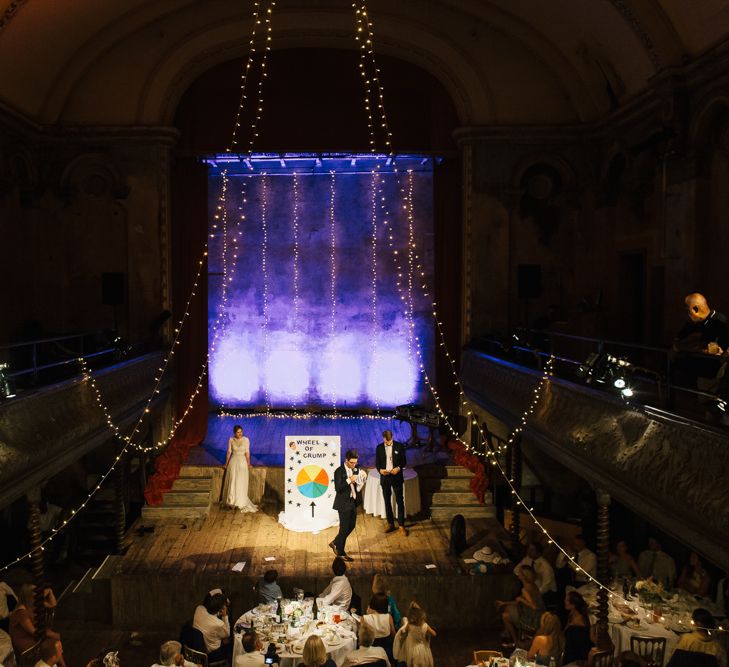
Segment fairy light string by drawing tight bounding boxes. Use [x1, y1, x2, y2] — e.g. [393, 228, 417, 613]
[328, 169, 339, 416]
[260, 172, 272, 414]
[369, 168, 381, 416]
[349, 0, 649, 615]
[0, 2, 278, 573]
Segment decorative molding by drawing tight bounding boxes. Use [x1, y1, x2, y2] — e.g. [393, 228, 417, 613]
[0, 0, 28, 36]
[0, 353, 173, 509]
[461, 350, 729, 571]
[607, 0, 661, 70]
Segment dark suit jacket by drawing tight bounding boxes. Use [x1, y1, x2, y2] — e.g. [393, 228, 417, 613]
[375, 442, 406, 484]
[332, 464, 359, 511]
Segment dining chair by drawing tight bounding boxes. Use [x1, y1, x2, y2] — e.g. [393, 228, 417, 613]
[181, 645, 208, 667]
[630, 634, 667, 667]
[18, 641, 42, 667]
[592, 649, 615, 667]
[473, 650, 503, 664]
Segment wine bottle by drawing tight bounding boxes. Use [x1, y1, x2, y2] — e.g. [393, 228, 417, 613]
[312, 597, 318, 621]
[276, 597, 282, 623]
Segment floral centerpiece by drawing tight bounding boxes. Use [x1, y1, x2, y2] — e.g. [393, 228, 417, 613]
[635, 578, 665, 603]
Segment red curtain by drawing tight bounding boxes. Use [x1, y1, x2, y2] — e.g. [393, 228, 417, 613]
[145, 158, 209, 505]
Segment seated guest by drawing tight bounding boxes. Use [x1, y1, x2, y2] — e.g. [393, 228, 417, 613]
[495, 565, 544, 646]
[235, 631, 265, 667]
[638, 537, 677, 586]
[562, 591, 591, 666]
[365, 592, 395, 664]
[342, 621, 390, 667]
[556, 535, 597, 586]
[678, 552, 712, 598]
[319, 557, 352, 611]
[0, 582, 17, 633]
[527, 612, 564, 665]
[192, 591, 230, 662]
[514, 543, 557, 604]
[298, 635, 336, 667]
[717, 572, 728, 615]
[150, 640, 198, 667]
[0, 628, 12, 667]
[35, 639, 63, 667]
[256, 570, 282, 605]
[372, 574, 401, 628]
[609, 540, 641, 580]
[9, 585, 67, 667]
[585, 623, 614, 667]
[670, 608, 727, 667]
[617, 653, 648, 667]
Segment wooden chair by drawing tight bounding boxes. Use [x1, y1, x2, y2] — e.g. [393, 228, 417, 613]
[630, 635, 667, 667]
[473, 650, 503, 664]
[592, 649, 616, 667]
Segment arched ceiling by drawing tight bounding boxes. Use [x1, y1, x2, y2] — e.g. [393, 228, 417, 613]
[0, 0, 726, 127]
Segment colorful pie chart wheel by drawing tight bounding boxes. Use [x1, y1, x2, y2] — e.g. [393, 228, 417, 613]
[296, 465, 330, 499]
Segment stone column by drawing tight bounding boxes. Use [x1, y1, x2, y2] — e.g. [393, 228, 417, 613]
[26, 487, 47, 637]
[595, 487, 611, 627]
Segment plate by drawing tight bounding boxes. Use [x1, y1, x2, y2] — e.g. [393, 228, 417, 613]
[326, 637, 342, 647]
[626, 620, 642, 630]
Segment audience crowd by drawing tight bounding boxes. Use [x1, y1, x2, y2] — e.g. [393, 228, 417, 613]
[0, 534, 726, 667]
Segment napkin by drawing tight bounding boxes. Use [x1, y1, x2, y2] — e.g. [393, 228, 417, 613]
[231, 561, 246, 572]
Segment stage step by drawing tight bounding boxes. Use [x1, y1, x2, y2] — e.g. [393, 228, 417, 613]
[161, 490, 210, 506]
[439, 477, 476, 492]
[179, 465, 217, 478]
[430, 504, 497, 520]
[444, 465, 474, 478]
[172, 476, 213, 491]
[141, 505, 210, 520]
[431, 491, 484, 505]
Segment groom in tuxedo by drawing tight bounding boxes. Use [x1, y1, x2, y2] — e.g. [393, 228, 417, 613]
[376, 430, 409, 536]
[329, 449, 366, 561]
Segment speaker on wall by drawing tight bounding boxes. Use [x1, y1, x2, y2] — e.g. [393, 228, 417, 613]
[517, 264, 542, 299]
[101, 272, 125, 306]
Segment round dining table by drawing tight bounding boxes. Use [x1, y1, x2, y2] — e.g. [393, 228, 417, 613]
[363, 468, 421, 519]
[233, 599, 357, 667]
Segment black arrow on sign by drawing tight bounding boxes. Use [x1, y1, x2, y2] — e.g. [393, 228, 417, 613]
[310, 502, 316, 518]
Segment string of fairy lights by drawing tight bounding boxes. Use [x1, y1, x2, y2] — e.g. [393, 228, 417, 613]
[0, 2, 276, 573]
[260, 173, 272, 414]
[369, 168, 382, 416]
[4, 5, 723, 634]
[328, 169, 339, 416]
[345, 0, 705, 619]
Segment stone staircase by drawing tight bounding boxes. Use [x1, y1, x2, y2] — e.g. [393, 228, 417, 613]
[141, 460, 220, 520]
[429, 464, 497, 521]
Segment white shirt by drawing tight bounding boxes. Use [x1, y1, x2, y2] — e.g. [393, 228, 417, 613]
[514, 556, 557, 593]
[234, 652, 265, 667]
[192, 605, 230, 652]
[0, 583, 16, 620]
[341, 646, 390, 667]
[150, 662, 196, 667]
[33, 661, 54, 667]
[363, 612, 392, 638]
[384, 443, 394, 471]
[638, 549, 676, 585]
[0, 630, 12, 665]
[557, 548, 597, 583]
[320, 575, 352, 610]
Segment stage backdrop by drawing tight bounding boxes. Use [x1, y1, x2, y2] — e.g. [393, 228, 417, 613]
[278, 435, 340, 533]
[207, 155, 435, 409]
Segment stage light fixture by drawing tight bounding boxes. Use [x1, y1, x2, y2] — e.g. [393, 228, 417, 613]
[613, 377, 626, 389]
[621, 387, 634, 398]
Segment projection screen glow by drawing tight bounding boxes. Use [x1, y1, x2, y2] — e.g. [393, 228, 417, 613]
[207, 155, 434, 410]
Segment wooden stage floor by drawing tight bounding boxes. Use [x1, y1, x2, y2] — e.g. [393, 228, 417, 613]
[202, 413, 449, 467]
[113, 506, 515, 631]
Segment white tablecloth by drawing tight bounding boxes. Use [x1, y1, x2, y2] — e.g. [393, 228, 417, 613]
[233, 603, 357, 667]
[363, 468, 421, 519]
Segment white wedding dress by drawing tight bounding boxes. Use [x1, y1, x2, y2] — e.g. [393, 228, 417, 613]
[222, 436, 258, 512]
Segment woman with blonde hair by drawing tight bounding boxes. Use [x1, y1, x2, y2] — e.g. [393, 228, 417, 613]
[299, 634, 336, 667]
[527, 612, 564, 665]
[371, 574, 401, 628]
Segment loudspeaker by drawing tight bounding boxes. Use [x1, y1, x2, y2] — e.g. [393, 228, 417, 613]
[101, 272, 125, 306]
[517, 264, 541, 299]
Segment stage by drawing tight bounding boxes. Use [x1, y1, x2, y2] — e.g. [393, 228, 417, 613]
[114, 415, 512, 632]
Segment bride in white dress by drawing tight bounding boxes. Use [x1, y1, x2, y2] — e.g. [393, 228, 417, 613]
[222, 425, 258, 512]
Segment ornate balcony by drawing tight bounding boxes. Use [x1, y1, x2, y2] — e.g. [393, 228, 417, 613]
[461, 349, 729, 571]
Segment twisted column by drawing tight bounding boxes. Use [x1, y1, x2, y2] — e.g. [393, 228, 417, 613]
[114, 450, 127, 554]
[595, 487, 611, 627]
[26, 489, 46, 637]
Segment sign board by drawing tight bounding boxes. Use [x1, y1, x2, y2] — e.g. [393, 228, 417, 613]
[278, 435, 340, 533]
